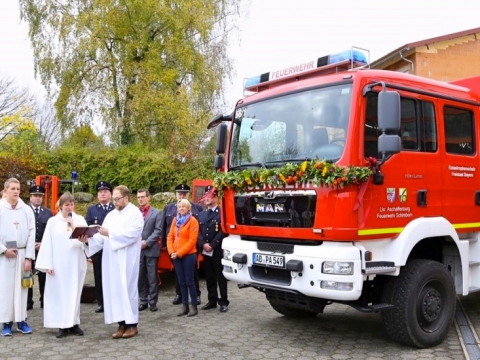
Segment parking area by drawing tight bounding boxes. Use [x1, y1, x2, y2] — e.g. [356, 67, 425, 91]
[0, 264, 473, 360]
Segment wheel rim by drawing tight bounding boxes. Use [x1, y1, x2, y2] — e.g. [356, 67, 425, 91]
[416, 280, 448, 333]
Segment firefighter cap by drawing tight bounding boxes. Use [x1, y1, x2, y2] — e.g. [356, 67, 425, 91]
[204, 185, 218, 197]
[29, 185, 45, 195]
[95, 181, 113, 193]
[175, 184, 190, 192]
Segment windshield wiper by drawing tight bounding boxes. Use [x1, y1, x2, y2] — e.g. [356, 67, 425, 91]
[264, 157, 313, 165]
[229, 162, 267, 170]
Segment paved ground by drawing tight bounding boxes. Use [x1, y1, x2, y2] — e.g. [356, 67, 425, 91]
[0, 263, 470, 360]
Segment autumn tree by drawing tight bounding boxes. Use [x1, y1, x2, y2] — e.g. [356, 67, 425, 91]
[20, 0, 245, 151]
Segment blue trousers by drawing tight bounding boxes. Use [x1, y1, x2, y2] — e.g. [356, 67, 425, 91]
[173, 254, 198, 305]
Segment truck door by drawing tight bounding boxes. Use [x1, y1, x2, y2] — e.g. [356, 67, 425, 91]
[439, 103, 478, 225]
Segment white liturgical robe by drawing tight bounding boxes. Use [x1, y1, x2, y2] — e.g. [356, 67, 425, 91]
[35, 212, 88, 328]
[88, 202, 143, 325]
[0, 198, 36, 323]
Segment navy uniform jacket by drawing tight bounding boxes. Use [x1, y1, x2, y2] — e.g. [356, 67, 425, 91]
[161, 202, 203, 248]
[197, 207, 226, 257]
[86, 202, 114, 226]
[30, 204, 53, 243]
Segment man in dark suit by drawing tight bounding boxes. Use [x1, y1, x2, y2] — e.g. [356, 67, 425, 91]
[85, 181, 114, 313]
[27, 185, 53, 310]
[137, 189, 163, 312]
[161, 183, 203, 305]
[197, 186, 229, 313]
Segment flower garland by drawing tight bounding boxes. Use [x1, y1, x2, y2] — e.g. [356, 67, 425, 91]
[213, 159, 375, 196]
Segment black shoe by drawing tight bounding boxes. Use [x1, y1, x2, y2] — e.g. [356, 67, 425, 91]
[172, 294, 182, 305]
[150, 305, 158, 312]
[139, 304, 148, 311]
[56, 328, 68, 338]
[201, 302, 217, 310]
[95, 305, 104, 313]
[197, 296, 201, 305]
[70, 325, 84, 336]
[220, 305, 228, 313]
[27, 302, 33, 311]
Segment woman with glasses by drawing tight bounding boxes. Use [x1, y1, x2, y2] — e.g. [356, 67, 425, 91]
[167, 199, 200, 317]
[35, 191, 88, 338]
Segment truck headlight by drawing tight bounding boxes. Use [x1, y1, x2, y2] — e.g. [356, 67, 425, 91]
[320, 281, 353, 291]
[322, 261, 353, 275]
[223, 249, 231, 261]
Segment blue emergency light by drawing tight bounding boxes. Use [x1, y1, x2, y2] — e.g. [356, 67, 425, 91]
[244, 49, 367, 90]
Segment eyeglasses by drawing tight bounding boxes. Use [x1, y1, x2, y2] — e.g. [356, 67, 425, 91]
[112, 195, 127, 202]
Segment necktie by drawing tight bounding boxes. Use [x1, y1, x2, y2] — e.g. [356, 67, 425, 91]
[104, 205, 108, 211]
[35, 208, 39, 216]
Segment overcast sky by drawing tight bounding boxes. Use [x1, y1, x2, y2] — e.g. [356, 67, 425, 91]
[2, 0, 480, 112]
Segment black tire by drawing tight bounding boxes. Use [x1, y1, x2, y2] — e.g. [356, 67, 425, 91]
[381, 259, 456, 348]
[269, 301, 319, 318]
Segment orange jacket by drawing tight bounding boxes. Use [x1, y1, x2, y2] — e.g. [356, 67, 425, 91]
[167, 216, 199, 258]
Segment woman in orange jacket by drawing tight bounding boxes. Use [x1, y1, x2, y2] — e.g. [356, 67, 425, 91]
[167, 199, 200, 317]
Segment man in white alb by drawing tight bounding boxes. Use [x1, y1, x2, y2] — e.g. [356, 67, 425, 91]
[0, 178, 36, 336]
[85, 185, 144, 339]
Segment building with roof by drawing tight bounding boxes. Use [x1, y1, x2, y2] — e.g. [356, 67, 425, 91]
[371, 27, 480, 81]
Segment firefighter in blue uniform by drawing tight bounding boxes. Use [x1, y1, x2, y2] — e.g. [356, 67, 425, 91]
[197, 185, 229, 312]
[85, 181, 114, 313]
[161, 183, 203, 305]
[27, 185, 53, 310]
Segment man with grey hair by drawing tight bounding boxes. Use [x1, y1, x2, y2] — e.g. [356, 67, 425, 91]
[0, 178, 36, 336]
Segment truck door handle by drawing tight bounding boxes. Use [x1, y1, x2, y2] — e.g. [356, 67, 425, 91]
[417, 189, 427, 206]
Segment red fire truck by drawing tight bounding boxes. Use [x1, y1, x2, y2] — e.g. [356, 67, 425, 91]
[209, 48, 480, 348]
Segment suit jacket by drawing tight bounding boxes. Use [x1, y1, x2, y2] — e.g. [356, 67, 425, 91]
[197, 207, 226, 257]
[30, 204, 53, 243]
[161, 202, 203, 248]
[86, 202, 114, 226]
[141, 206, 162, 257]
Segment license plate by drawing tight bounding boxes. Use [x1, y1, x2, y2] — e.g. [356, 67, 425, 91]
[253, 253, 285, 268]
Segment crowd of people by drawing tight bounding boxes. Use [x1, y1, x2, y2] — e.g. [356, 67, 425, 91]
[0, 177, 228, 339]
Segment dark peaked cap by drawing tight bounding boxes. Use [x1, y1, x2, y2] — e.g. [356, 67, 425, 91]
[29, 185, 45, 195]
[95, 181, 113, 192]
[175, 184, 190, 192]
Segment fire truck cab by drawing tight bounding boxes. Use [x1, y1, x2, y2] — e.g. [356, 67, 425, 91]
[210, 48, 480, 348]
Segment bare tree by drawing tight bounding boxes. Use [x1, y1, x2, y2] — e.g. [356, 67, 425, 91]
[34, 101, 60, 149]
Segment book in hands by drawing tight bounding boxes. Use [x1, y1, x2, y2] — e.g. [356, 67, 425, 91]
[6, 240, 17, 249]
[70, 225, 100, 239]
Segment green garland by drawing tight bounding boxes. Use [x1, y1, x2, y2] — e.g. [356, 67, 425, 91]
[213, 159, 373, 196]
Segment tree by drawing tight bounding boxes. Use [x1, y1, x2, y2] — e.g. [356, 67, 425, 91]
[20, 0, 245, 149]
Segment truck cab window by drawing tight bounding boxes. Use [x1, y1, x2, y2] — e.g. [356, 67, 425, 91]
[444, 106, 474, 155]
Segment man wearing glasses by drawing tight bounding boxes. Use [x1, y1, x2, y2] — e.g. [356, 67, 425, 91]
[84, 185, 144, 339]
[136, 189, 162, 312]
[85, 181, 114, 314]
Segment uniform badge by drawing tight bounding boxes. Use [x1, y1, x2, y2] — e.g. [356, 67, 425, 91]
[386, 188, 395, 203]
[399, 188, 407, 203]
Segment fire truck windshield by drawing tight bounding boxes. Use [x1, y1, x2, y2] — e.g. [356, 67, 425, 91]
[230, 83, 353, 168]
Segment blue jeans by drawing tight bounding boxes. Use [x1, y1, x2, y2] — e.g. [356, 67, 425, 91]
[173, 254, 198, 305]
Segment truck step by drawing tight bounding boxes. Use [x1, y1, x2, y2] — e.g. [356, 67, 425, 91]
[469, 261, 480, 267]
[364, 266, 396, 275]
[344, 302, 395, 313]
[461, 238, 478, 243]
[468, 286, 480, 293]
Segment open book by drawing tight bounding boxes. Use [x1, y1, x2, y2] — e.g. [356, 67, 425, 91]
[70, 225, 100, 239]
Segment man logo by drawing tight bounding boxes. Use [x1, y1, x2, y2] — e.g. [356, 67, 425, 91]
[399, 188, 407, 203]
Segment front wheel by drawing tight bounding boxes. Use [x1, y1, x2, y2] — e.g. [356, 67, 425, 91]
[269, 301, 319, 318]
[381, 259, 456, 348]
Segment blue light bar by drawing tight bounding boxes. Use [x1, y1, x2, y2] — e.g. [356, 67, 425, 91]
[244, 49, 367, 90]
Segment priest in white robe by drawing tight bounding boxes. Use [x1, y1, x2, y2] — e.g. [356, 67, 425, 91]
[86, 185, 144, 339]
[0, 178, 35, 336]
[35, 191, 88, 338]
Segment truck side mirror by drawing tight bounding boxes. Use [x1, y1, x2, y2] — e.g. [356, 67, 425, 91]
[214, 155, 225, 170]
[216, 123, 228, 154]
[378, 89, 400, 131]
